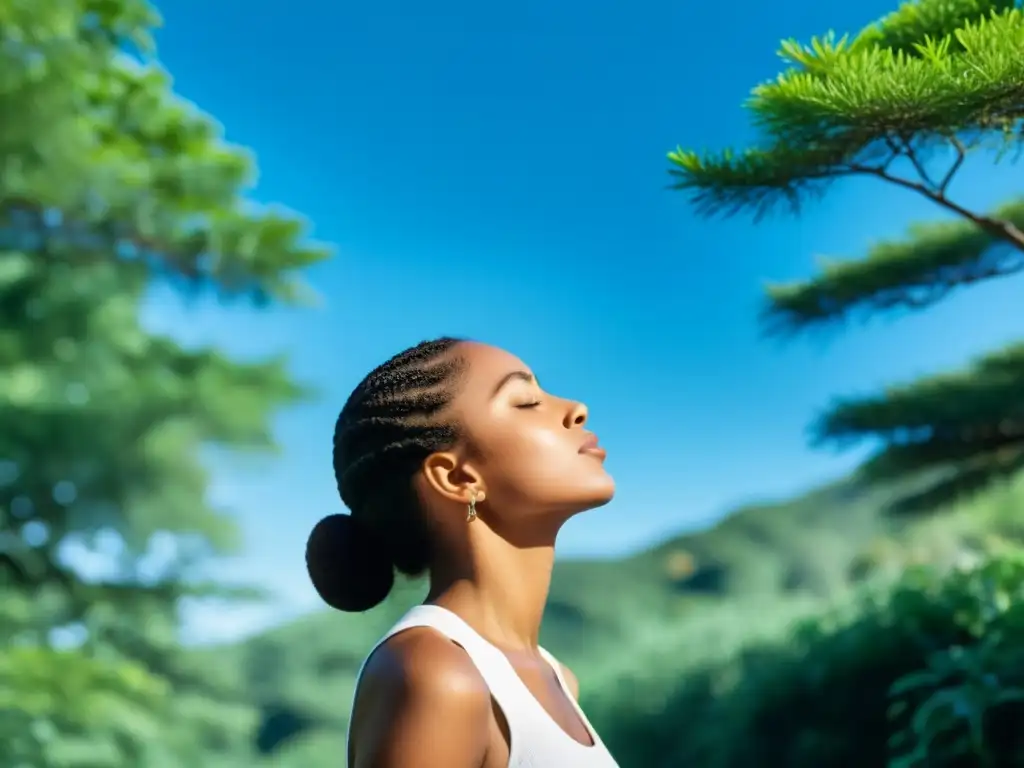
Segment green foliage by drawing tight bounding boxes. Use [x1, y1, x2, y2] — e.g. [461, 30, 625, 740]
[887, 552, 1024, 766]
[668, 0, 1024, 222]
[1, 0, 327, 304]
[586, 504, 1024, 766]
[667, 0, 1024, 513]
[1, 1, 328, 765]
[0, 633, 169, 767]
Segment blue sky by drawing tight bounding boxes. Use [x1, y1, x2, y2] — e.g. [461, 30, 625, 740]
[146, 0, 1024, 643]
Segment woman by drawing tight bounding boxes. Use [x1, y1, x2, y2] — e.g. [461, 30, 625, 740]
[305, 337, 621, 767]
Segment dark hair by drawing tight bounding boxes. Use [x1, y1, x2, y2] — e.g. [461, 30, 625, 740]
[305, 337, 468, 612]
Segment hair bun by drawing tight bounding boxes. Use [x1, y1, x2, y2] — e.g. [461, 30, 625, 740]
[305, 514, 395, 612]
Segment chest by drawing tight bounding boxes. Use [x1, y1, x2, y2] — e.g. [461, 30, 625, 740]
[482, 654, 596, 767]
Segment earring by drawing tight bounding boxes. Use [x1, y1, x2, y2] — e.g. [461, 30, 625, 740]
[467, 492, 478, 522]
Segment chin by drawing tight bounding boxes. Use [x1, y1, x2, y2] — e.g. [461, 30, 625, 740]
[573, 474, 616, 512]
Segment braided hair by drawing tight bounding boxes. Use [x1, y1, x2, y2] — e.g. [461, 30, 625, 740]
[305, 337, 468, 612]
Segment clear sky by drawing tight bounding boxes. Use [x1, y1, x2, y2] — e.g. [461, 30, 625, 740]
[144, 0, 1024, 643]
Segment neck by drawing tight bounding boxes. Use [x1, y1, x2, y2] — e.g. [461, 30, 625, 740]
[427, 522, 559, 650]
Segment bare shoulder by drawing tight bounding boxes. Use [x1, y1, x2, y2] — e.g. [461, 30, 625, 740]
[351, 628, 492, 767]
[365, 627, 491, 702]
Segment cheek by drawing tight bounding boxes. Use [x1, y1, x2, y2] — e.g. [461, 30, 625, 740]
[483, 425, 611, 504]
[486, 423, 564, 467]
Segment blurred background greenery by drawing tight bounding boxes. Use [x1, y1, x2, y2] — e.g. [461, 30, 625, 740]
[3, 0, 1024, 766]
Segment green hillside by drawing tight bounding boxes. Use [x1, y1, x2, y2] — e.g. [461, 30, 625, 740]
[196, 471, 1024, 766]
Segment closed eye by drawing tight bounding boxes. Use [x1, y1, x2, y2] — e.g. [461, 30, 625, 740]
[515, 401, 541, 409]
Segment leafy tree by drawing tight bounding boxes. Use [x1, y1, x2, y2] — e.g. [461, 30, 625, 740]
[667, 0, 1024, 513]
[1, 0, 328, 764]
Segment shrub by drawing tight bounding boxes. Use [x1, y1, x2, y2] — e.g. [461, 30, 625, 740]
[590, 549, 1024, 768]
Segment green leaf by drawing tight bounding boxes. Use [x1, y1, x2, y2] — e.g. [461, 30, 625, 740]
[890, 669, 941, 697]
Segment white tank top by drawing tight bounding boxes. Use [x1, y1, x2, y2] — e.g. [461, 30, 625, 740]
[348, 604, 620, 767]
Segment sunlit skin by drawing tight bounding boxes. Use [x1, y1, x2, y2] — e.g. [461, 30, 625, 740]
[348, 342, 615, 768]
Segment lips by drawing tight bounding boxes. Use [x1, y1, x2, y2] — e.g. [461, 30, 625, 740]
[579, 433, 606, 458]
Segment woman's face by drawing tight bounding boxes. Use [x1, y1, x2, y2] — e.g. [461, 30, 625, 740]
[438, 342, 615, 528]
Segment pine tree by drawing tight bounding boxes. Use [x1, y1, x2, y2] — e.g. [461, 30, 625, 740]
[0, 1, 329, 764]
[668, 0, 1024, 514]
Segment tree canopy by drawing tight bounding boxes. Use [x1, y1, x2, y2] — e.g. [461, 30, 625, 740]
[1, 1, 329, 764]
[668, 0, 1024, 513]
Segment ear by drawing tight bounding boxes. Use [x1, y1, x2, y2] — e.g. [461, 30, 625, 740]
[421, 451, 486, 505]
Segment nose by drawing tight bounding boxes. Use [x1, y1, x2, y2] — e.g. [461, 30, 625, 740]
[564, 400, 588, 429]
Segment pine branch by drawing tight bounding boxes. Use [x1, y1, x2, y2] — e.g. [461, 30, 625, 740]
[669, 3, 1024, 227]
[812, 343, 1024, 445]
[762, 199, 1024, 335]
[856, 0, 1021, 58]
[877, 449, 1024, 515]
[861, 429, 1024, 480]
[812, 343, 1024, 512]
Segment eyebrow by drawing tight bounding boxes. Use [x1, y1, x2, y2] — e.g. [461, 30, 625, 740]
[491, 370, 538, 398]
